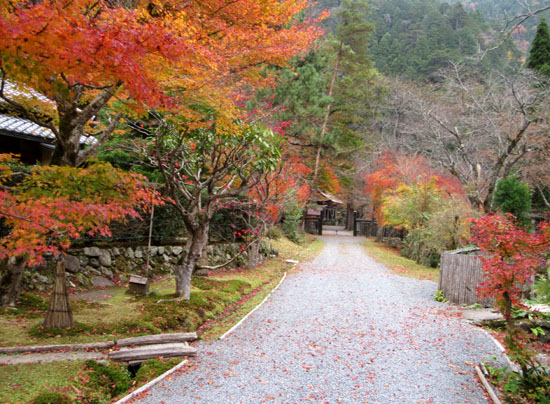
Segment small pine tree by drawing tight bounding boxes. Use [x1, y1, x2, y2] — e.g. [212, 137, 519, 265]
[527, 18, 550, 73]
[492, 176, 532, 227]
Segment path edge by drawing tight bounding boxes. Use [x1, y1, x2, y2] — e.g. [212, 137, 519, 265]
[113, 359, 188, 404]
[219, 271, 287, 340]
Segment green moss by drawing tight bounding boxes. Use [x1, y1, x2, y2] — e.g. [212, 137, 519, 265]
[19, 292, 49, 311]
[133, 358, 181, 385]
[84, 360, 132, 398]
[32, 391, 72, 404]
[0, 361, 83, 404]
[105, 318, 161, 335]
[0, 292, 49, 318]
[28, 322, 94, 338]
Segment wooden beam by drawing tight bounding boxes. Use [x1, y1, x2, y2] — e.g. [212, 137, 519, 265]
[116, 332, 198, 347]
[0, 341, 114, 354]
[109, 343, 197, 362]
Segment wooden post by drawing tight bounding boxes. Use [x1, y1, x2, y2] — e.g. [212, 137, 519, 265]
[145, 197, 155, 278]
[318, 215, 323, 235]
[353, 211, 358, 237]
[43, 259, 74, 329]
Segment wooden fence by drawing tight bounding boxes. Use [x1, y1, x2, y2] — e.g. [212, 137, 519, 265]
[353, 218, 405, 240]
[354, 219, 376, 237]
[438, 248, 486, 305]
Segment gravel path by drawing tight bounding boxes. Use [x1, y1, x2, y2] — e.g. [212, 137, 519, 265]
[136, 235, 506, 404]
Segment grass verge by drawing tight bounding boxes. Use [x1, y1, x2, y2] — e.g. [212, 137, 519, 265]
[362, 238, 439, 281]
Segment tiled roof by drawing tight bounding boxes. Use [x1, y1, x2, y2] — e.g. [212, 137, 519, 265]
[2, 81, 55, 106]
[1, 81, 56, 143]
[0, 113, 55, 141]
[0, 82, 96, 145]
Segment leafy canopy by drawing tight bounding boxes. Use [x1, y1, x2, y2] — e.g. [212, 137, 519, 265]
[0, 154, 162, 265]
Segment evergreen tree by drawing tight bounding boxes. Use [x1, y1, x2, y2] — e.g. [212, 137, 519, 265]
[313, 0, 377, 186]
[527, 18, 550, 74]
[493, 176, 532, 227]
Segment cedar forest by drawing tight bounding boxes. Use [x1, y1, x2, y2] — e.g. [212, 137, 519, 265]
[1, 0, 550, 402]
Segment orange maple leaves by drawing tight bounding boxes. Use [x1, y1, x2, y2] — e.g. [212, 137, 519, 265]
[0, 0, 324, 116]
[0, 154, 163, 265]
[249, 155, 311, 222]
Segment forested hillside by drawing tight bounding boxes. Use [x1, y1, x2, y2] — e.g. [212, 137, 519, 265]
[455, 0, 550, 50]
[316, 0, 520, 79]
[369, 0, 520, 78]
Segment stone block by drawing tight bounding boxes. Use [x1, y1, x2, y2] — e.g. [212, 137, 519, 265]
[127, 247, 135, 259]
[63, 255, 81, 274]
[92, 276, 115, 288]
[85, 266, 101, 276]
[134, 248, 143, 259]
[98, 250, 112, 267]
[101, 267, 114, 278]
[83, 247, 101, 257]
[34, 274, 49, 284]
[172, 246, 183, 256]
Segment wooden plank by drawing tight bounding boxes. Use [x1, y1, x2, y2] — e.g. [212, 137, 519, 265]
[117, 332, 197, 347]
[0, 351, 107, 366]
[0, 341, 114, 354]
[475, 365, 502, 404]
[109, 343, 197, 362]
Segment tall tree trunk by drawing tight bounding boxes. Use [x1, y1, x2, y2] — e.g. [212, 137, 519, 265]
[0, 257, 26, 307]
[175, 223, 209, 300]
[44, 259, 74, 329]
[312, 40, 343, 186]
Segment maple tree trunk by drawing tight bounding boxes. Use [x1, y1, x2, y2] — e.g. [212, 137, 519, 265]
[175, 224, 209, 300]
[503, 291, 513, 327]
[313, 40, 343, 186]
[248, 239, 261, 270]
[0, 257, 26, 307]
[50, 115, 82, 167]
[49, 140, 80, 166]
[44, 259, 74, 329]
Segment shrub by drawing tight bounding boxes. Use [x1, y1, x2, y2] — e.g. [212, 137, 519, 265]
[32, 391, 72, 404]
[434, 290, 447, 303]
[265, 226, 282, 240]
[534, 276, 550, 305]
[400, 198, 472, 267]
[281, 193, 303, 243]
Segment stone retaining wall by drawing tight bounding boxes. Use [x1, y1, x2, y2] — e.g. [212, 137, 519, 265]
[25, 243, 252, 292]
